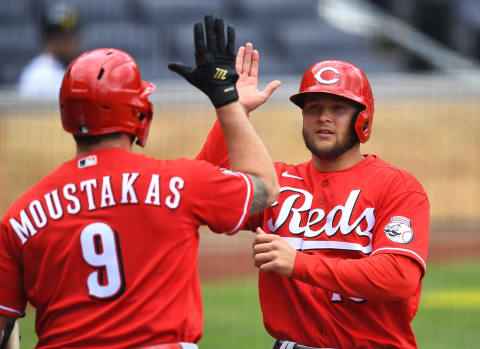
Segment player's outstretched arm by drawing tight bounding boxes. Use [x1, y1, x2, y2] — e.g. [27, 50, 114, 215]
[169, 15, 279, 210]
[215, 102, 278, 211]
[236, 42, 282, 114]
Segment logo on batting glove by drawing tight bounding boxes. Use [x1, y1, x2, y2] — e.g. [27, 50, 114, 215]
[213, 68, 228, 80]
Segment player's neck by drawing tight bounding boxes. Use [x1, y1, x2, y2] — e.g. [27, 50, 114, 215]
[75, 135, 133, 158]
[311, 146, 364, 172]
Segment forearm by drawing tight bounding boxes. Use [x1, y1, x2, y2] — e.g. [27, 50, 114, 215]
[292, 253, 422, 301]
[216, 101, 278, 203]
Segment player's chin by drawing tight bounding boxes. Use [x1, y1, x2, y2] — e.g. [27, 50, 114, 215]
[312, 141, 336, 154]
[314, 138, 336, 150]
[308, 142, 342, 160]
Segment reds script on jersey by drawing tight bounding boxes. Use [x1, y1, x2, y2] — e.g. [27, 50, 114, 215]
[256, 158, 428, 348]
[198, 130, 429, 348]
[0, 148, 253, 348]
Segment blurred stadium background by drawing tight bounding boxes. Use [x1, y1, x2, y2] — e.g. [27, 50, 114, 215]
[1, 0, 480, 348]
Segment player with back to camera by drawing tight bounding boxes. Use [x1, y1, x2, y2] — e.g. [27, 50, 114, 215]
[0, 16, 279, 348]
[197, 43, 430, 348]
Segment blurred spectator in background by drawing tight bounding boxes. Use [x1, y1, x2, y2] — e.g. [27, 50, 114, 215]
[17, 0, 82, 98]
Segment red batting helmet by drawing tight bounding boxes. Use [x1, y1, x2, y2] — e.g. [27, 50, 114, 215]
[60, 48, 156, 147]
[290, 60, 374, 143]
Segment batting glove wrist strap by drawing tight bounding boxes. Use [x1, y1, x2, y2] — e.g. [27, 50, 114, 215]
[168, 15, 239, 108]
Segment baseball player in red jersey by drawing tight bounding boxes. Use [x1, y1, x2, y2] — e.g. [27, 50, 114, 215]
[197, 43, 430, 349]
[0, 17, 279, 348]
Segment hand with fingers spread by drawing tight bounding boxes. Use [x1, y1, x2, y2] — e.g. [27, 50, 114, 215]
[168, 15, 239, 108]
[236, 42, 282, 114]
[253, 227, 296, 277]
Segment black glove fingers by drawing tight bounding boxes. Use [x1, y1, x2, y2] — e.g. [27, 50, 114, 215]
[204, 15, 217, 53]
[168, 63, 193, 81]
[226, 26, 235, 57]
[194, 21, 214, 66]
[194, 22, 206, 53]
[169, 14, 239, 108]
[215, 17, 226, 54]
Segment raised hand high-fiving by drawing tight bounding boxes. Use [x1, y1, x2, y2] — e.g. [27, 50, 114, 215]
[168, 15, 239, 108]
[236, 43, 282, 114]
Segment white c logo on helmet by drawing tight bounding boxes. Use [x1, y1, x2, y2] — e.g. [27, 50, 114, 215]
[314, 67, 340, 85]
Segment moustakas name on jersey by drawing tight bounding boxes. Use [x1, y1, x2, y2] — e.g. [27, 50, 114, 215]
[0, 148, 253, 348]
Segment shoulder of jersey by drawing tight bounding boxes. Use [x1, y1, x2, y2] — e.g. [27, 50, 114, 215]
[159, 157, 221, 174]
[368, 156, 426, 192]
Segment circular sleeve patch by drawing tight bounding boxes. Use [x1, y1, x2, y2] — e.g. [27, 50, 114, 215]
[384, 216, 414, 244]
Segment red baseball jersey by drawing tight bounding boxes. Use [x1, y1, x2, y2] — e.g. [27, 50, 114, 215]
[0, 148, 253, 348]
[246, 157, 429, 349]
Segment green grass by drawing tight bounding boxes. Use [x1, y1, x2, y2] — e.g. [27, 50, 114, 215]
[17, 312, 37, 349]
[17, 260, 480, 348]
[199, 278, 273, 349]
[413, 259, 480, 349]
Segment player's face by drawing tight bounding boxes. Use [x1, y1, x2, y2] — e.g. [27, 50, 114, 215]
[302, 93, 359, 160]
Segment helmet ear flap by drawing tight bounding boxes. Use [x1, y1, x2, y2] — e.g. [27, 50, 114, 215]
[134, 105, 153, 147]
[354, 109, 372, 143]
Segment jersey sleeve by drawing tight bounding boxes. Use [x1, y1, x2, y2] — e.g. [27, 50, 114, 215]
[0, 221, 26, 318]
[195, 120, 270, 232]
[292, 252, 422, 301]
[188, 160, 253, 234]
[195, 120, 231, 168]
[371, 174, 430, 274]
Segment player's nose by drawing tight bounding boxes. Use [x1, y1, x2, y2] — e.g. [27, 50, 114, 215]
[317, 107, 332, 122]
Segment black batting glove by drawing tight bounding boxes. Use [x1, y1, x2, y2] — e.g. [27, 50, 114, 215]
[168, 15, 239, 108]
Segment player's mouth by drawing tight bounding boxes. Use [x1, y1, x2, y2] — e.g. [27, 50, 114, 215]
[315, 128, 334, 138]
